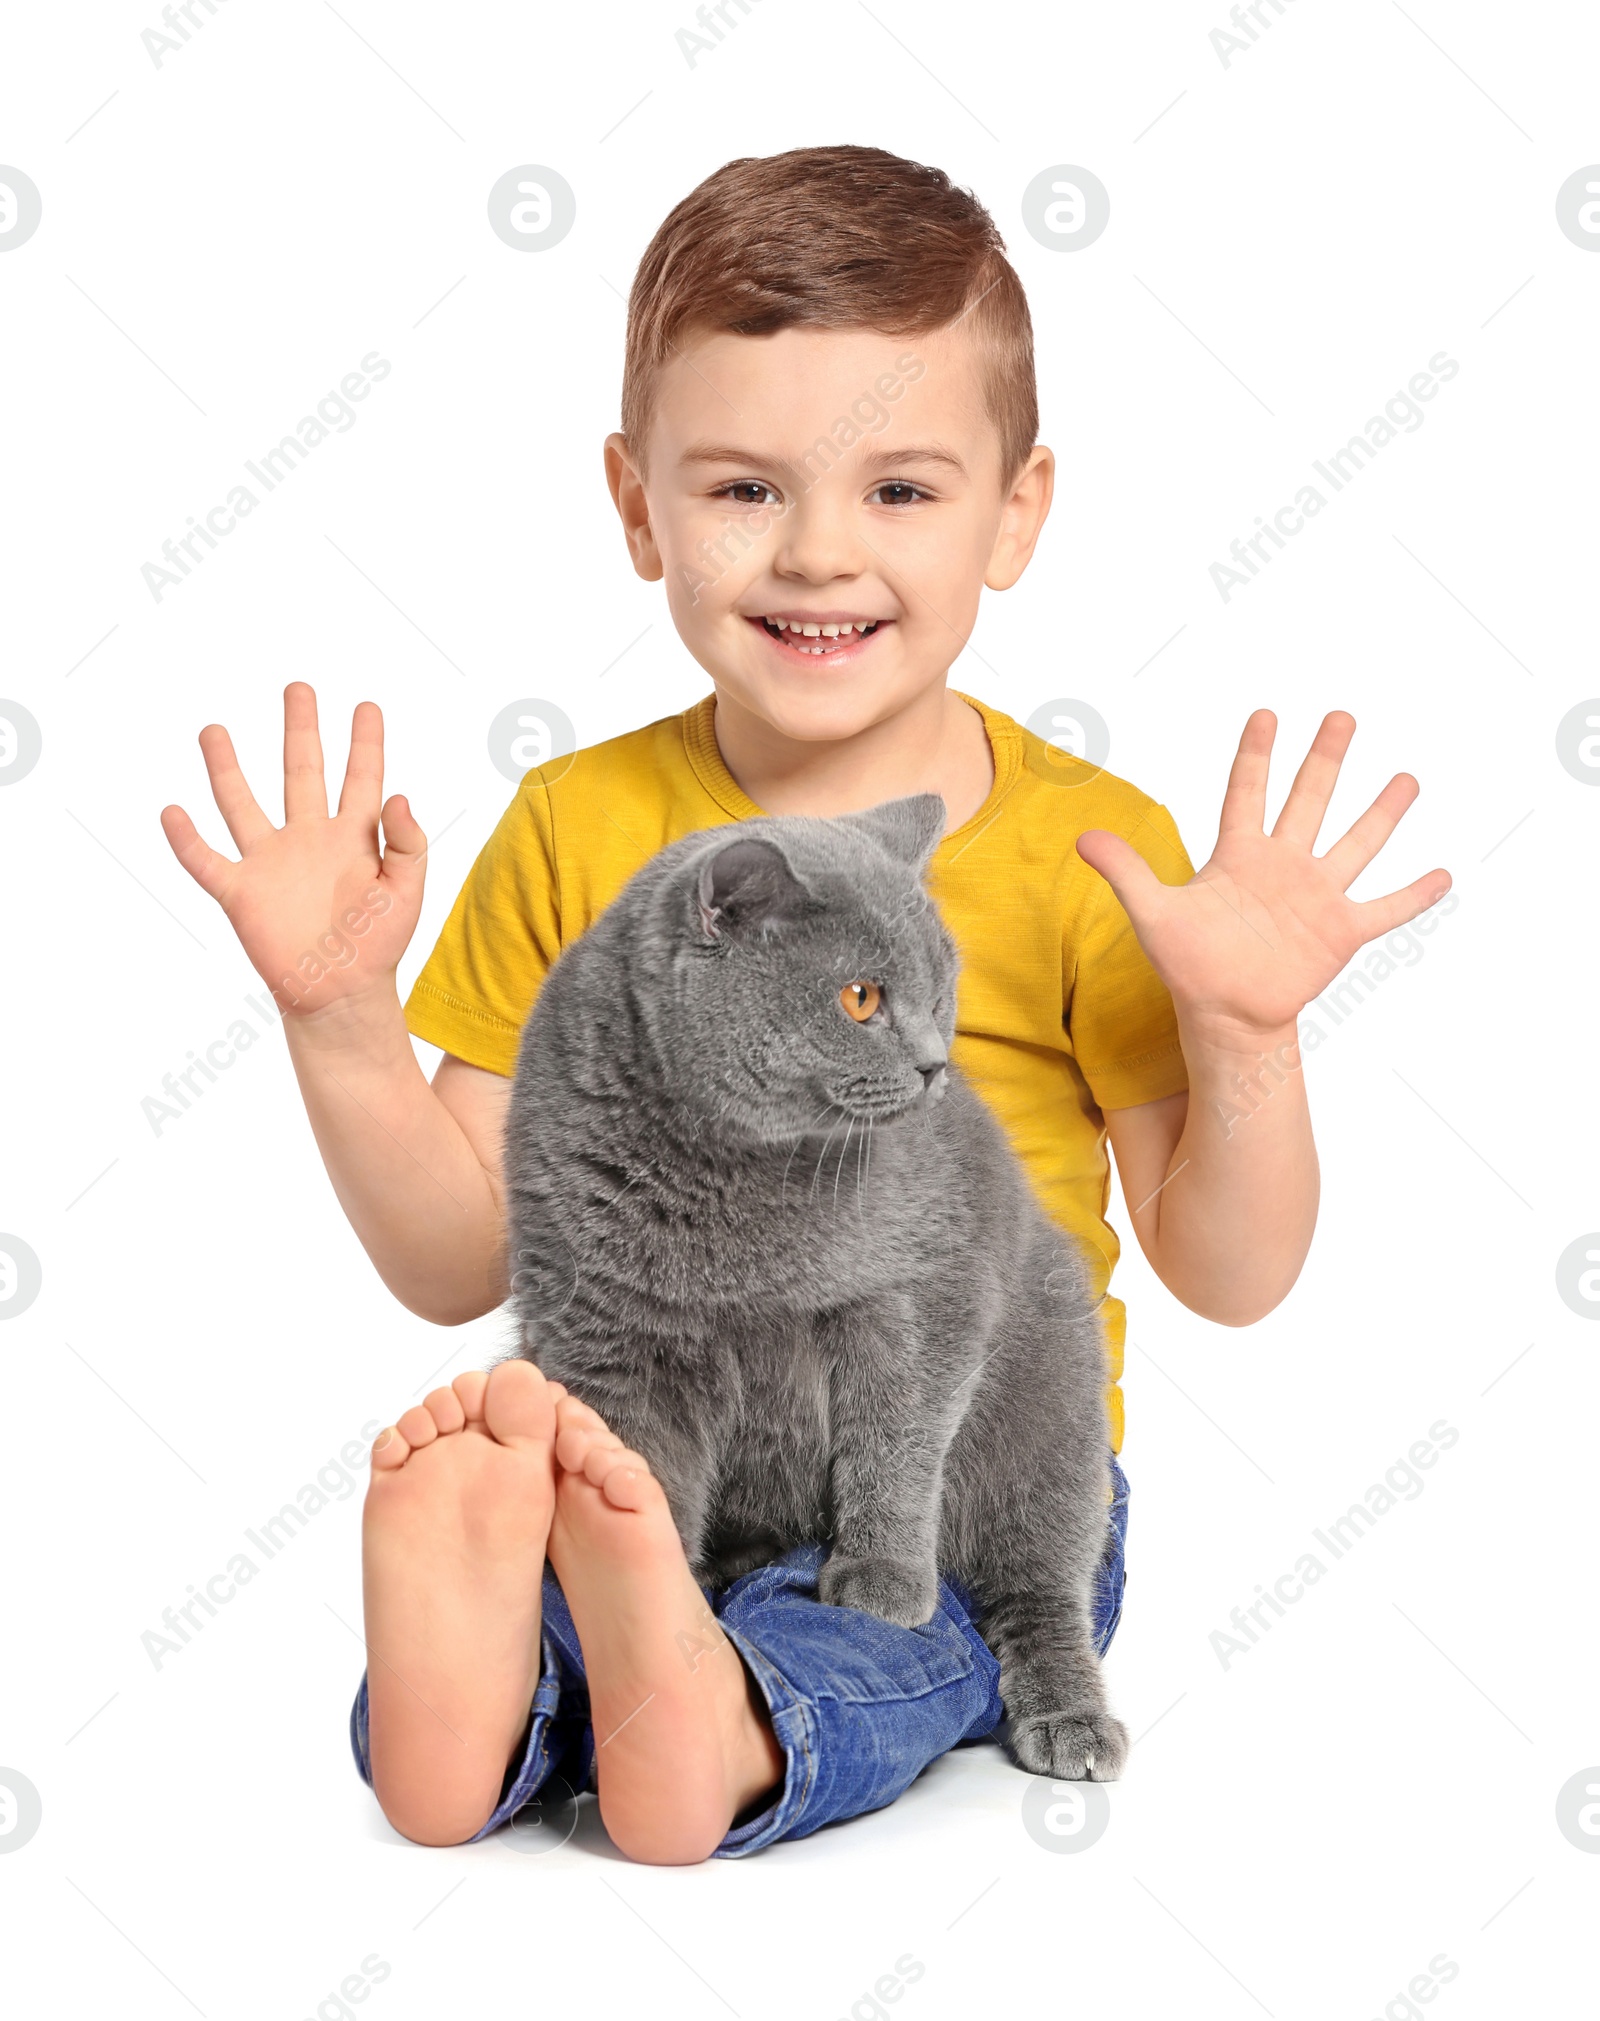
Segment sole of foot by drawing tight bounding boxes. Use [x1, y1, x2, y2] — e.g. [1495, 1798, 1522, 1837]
[545, 1395, 786, 1864]
[362, 1360, 559, 1846]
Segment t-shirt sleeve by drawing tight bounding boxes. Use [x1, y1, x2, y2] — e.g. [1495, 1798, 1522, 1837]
[403, 776, 561, 1077]
[1068, 800, 1194, 1113]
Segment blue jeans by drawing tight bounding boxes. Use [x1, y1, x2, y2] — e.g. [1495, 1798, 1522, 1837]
[351, 1453, 1129, 1857]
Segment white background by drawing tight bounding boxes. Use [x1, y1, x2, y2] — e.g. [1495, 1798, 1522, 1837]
[2, 1, 1597, 2014]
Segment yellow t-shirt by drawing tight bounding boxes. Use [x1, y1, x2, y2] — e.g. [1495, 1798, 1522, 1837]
[406, 691, 1195, 1452]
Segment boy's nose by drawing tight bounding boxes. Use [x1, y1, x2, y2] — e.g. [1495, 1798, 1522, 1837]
[771, 493, 866, 583]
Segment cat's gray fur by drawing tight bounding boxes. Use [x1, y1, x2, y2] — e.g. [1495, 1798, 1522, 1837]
[506, 794, 1127, 1779]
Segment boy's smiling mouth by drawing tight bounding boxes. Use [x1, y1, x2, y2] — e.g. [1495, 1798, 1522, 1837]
[746, 611, 889, 659]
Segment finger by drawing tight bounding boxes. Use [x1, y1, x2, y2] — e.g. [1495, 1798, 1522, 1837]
[1270, 710, 1356, 848]
[378, 793, 427, 899]
[159, 804, 234, 902]
[196, 723, 273, 850]
[282, 680, 327, 823]
[1075, 829, 1168, 927]
[1351, 869, 1452, 941]
[1319, 773, 1419, 891]
[1216, 709, 1277, 837]
[337, 700, 385, 824]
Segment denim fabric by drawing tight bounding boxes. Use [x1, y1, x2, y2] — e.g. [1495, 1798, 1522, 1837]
[351, 1451, 1130, 1858]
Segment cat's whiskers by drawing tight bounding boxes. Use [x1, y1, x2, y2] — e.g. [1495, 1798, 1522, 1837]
[854, 1115, 871, 1219]
[783, 1103, 840, 1208]
[831, 1115, 854, 1215]
[808, 1107, 853, 1205]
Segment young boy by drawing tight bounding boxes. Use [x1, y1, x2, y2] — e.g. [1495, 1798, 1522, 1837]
[162, 145, 1447, 1863]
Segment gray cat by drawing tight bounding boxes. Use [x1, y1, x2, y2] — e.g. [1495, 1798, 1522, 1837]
[505, 794, 1127, 1780]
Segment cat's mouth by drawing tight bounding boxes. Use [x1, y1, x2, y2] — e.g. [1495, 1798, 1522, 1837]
[826, 1084, 939, 1128]
[748, 613, 889, 660]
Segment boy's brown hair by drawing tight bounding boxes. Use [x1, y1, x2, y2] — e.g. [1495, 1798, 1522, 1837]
[622, 144, 1037, 483]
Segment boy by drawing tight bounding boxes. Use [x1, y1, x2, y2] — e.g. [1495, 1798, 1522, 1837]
[161, 145, 1448, 1863]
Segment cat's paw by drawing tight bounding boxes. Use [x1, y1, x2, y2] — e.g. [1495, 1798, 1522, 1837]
[1010, 1708, 1129, 1782]
[817, 1553, 938, 1626]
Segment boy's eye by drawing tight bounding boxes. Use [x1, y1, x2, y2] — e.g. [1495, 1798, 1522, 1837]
[839, 980, 882, 1022]
[871, 481, 927, 507]
[715, 480, 781, 507]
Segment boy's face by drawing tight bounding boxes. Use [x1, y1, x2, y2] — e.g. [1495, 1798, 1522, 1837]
[606, 322, 1053, 744]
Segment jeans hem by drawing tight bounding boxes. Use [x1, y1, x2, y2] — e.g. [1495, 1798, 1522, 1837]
[710, 1622, 818, 1857]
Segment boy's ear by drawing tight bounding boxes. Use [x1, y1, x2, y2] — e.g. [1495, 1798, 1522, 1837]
[845, 794, 946, 870]
[985, 443, 1055, 592]
[604, 432, 664, 582]
[696, 836, 811, 942]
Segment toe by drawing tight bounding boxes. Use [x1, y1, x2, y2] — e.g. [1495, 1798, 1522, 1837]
[396, 1404, 439, 1450]
[593, 1450, 657, 1513]
[424, 1385, 467, 1436]
[556, 1419, 622, 1475]
[553, 1395, 612, 1469]
[369, 1425, 410, 1473]
[584, 1441, 646, 1490]
[452, 1371, 488, 1421]
[484, 1360, 556, 1448]
[555, 1394, 604, 1434]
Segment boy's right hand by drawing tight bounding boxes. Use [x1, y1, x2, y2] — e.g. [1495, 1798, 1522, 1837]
[161, 682, 426, 1020]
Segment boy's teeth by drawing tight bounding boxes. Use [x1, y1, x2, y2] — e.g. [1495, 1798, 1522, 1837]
[764, 618, 876, 634]
[758, 616, 879, 654]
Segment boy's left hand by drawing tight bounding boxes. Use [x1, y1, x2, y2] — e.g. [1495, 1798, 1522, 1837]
[1076, 710, 1451, 1045]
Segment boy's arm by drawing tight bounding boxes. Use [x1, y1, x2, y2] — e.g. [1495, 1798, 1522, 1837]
[162, 683, 510, 1325]
[284, 1014, 511, 1322]
[1105, 1065, 1313, 1329]
[1082, 710, 1449, 1329]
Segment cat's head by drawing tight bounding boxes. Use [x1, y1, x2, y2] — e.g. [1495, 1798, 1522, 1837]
[636, 794, 959, 1144]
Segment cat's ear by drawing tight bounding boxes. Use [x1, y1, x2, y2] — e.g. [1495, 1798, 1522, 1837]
[696, 836, 811, 942]
[845, 793, 947, 869]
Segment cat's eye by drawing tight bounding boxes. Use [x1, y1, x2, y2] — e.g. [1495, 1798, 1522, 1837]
[840, 980, 881, 1022]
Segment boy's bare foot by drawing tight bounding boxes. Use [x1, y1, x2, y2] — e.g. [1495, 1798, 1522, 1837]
[362, 1361, 558, 1846]
[547, 1396, 786, 1865]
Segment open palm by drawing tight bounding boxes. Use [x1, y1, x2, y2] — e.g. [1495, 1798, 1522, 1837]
[1077, 711, 1451, 1041]
[161, 682, 427, 1014]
